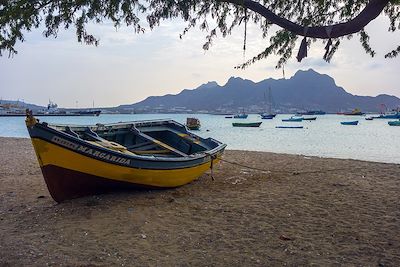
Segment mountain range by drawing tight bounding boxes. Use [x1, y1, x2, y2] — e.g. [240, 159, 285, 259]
[120, 69, 400, 113]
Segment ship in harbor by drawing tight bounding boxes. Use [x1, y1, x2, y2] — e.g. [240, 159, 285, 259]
[71, 109, 101, 116]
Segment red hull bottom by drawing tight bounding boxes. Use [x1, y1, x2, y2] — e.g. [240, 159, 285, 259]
[41, 165, 161, 202]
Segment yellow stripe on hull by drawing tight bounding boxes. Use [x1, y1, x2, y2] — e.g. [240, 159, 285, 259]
[31, 138, 216, 188]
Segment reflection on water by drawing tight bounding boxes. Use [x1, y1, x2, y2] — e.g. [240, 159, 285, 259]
[1, 114, 399, 164]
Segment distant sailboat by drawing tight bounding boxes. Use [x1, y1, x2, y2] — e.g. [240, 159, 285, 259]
[261, 86, 276, 119]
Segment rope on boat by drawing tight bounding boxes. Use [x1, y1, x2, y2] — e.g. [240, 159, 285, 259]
[220, 158, 362, 176]
[220, 158, 272, 173]
[210, 154, 217, 181]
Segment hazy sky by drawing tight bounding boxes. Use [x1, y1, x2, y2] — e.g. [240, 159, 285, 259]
[0, 13, 399, 108]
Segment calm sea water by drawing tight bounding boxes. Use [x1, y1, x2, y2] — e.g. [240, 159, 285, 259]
[1, 114, 399, 164]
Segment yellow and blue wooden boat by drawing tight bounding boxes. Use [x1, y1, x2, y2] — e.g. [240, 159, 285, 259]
[25, 111, 226, 202]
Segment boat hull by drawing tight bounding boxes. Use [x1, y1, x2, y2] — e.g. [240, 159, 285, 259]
[388, 120, 400, 126]
[26, 115, 226, 202]
[30, 137, 220, 202]
[303, 117, 317, 121]
[232, 122, 262, 127]
[340, 121, 359, 125]
[282, 118, 303, 122]
[186, 125, 200, 130]
[276, 126, 304, 129]
[41, 165, 160, 202]
[233, 115, 248, 119]
[261, 114, 275, 119]
[374, 113, 400, 119]
[72, 110, 101, 116]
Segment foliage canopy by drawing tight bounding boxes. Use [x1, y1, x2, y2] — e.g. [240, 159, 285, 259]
[1, 0, 399, 68]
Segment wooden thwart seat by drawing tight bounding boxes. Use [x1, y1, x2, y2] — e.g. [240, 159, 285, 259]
[130, 126, 188, 157]
[65, 126, 80, 138]
[84, 128, 130, 153]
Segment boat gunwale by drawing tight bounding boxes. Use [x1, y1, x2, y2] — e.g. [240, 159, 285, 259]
[29, 121, 226, 165]
[47, 118, 176, 128]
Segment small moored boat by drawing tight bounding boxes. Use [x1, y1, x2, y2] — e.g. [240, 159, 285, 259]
[343, 108, 364, 116]
[25, 111, 226, 202]
[302, 116, 317, 121]
[275, 126, 304, 129]
[261, 114, 275, 119]
[232, 122, 262, 127]
[185, 117, 201, 130]
[233, 113, 248, 119]
[374, 111, 400, 119]
[388, 120, 400, 126]
[282, 117, 303, 122]
[340, 121, 359, 125]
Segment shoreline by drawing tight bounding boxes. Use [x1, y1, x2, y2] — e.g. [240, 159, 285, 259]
[5, 136, 399, 165]
[1, 137, 400, 266]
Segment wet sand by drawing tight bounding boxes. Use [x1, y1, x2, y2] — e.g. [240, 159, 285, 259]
[0, 137, 399, 266]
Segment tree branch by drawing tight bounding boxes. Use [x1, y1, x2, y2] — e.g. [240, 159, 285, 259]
[219, 0, 390, 38]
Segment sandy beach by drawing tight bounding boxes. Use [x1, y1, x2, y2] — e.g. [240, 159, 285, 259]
[0, 137, 399, 266]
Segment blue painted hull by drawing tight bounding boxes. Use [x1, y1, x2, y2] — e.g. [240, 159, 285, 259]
[261, 114, 275, 119]
[341, 121, 359, 125]
[276, 126, 303, 129]
[282, 118, 303, 122]
[388, 120, 400, 126]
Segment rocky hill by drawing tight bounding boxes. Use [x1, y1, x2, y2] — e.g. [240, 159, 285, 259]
[121, 69, 400, 113]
